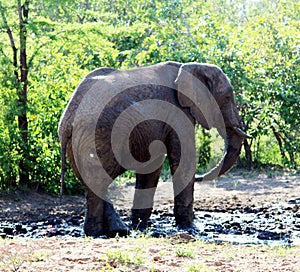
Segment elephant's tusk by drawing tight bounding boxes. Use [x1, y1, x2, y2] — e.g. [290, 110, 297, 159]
[195, 174, 204, 181]
[233, 127, 253, 139]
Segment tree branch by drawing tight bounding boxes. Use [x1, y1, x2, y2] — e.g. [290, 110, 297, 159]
[0, 47, 11, 63]
[18, 0, 29, 83]
[28, 30, 68, 67]
[0, 1, 19, 80]
[182, 14, 198, 49]
[271, 125, 287, 161]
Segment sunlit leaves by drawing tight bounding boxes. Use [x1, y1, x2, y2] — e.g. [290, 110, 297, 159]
[0, 0, 299, 192]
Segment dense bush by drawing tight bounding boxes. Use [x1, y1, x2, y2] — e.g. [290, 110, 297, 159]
[0, 0, 299, 193]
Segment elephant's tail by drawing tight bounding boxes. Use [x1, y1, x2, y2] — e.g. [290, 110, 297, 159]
[59, 137, 67, 201]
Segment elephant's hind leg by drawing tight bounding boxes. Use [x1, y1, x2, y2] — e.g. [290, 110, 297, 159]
[84, 188, 129, 238]
[131, 168, 161, 230]
[66, 145, 109, 237]
[103, 201, 130, 238]
[84, 188, 106, 237]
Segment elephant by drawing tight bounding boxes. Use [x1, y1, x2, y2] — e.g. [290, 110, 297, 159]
[58, 61, 251, 238]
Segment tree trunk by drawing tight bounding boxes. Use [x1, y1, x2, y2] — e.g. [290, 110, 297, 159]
[243, 139, 252, 170]
[17, 0, 30, 185]
[271, 126, 288, 163]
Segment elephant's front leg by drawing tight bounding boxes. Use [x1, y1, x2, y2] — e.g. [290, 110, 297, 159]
[167, 132, 195, 229]
[171, 167, 195, 229]
[131, 168, 161, 229]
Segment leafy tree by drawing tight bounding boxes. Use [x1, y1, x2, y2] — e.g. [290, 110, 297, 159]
[0, 0, 31, 185]
[0, 0, 299, 193]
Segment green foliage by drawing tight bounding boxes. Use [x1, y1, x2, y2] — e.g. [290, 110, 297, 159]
[0, 0, 299, 193]
[175, 247, 194, 258]
[103, 247, 146, 269]
[195, 126, 213, 172]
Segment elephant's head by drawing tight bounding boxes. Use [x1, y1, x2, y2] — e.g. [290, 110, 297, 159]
[174, 63, 252, 180]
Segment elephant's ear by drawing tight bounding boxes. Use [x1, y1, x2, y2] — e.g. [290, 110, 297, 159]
[174, 63, 217, 129]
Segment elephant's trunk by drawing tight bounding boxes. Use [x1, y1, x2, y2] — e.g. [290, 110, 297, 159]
[195, 127, 251, 181]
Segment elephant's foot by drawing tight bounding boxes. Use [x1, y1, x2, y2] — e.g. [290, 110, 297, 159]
[174, 204, 194, 229]
[177, 222, 199, 236]
[131, 208, 152, 230]
[84, 216, 105, 237]
[104, 202, 130, 238]
[175, 209, 199, 235]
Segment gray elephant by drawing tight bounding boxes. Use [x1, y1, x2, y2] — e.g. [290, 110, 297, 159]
[58, 61, 251, 237]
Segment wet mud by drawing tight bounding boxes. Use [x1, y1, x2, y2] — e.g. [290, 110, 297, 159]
[1, 197, 299, 246]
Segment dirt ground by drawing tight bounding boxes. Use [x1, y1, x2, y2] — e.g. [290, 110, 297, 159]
[1, 171, 300, 271]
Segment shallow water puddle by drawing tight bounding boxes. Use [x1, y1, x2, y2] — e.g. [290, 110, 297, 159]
[1, 199, 300, 246]
[194, 210, 300, 246]
[142, 199, 300, 246]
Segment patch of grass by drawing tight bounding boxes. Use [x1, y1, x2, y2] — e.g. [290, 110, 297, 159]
[268, 245, 300, 258]
[83, 235, 94, 243]
[99, 264, 114, 272]
[29, 251, 49, 262]
[187, 263, 215, 272]
[103, 246, 146, 270]
[159, 249, 166, 257]
[175, 247, 194, 258]
[150, 263, 156, 272]
[223, 249, 236, 259]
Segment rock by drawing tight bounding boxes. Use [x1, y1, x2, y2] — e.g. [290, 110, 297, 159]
[244, 226, 256, 235]
[15, 224, 27, 234]
[243, 206, 253, 213]
[293, 224, 300, 231]
[167, 233, 196, 243]
[288, 198, 300, 204]
[231, 222, 242, 229]
[257, 230, 285, 240]
[222, 223, 231, 229]
[69, 228, 82, 237]
[67, 216, 82, 226]
[292, 205, 299, 212]
[3, 226, 14, 236]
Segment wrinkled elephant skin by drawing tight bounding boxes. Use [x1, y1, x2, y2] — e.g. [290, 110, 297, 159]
[58, 61, 249, 237]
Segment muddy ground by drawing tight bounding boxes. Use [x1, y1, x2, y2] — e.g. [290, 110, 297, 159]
[0, 171, 300, 271]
